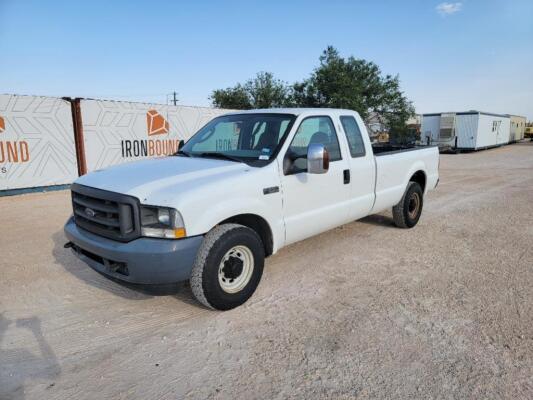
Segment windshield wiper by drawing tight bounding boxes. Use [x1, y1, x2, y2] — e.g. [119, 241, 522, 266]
[194, 152, 244, 163]
[174, 150, 191, 157]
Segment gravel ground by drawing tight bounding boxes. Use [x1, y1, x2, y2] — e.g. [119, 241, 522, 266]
[1, 142, 532, 400]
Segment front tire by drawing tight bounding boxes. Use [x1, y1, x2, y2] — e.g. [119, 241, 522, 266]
[190, 224, 265, 310]
[392, 182, 424, 229]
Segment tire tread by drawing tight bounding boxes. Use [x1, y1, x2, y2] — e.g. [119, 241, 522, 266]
[393, 181, 422, 229]
[190, 223, 263, 310]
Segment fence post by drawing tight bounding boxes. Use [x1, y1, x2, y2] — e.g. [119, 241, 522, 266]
[64, 97, 87, 176]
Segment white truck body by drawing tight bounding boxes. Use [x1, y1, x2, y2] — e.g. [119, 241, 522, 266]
[74, 109, 438, 252]
[65, 108, 439, 309]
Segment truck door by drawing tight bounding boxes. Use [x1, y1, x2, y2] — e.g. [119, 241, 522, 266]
[338, 115, 376, 220]
[279, 115, 351, 245]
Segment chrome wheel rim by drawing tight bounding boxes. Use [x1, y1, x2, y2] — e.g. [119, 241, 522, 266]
[408, 192, 421, 219]
[218, 245, 254, 294]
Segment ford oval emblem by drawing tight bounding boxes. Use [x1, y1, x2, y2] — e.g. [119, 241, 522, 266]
[85, 207, 96, 218]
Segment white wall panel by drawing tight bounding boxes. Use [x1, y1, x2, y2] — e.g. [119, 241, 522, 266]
[509, 115, 526, 141]
[0, 94, 77, 191]
[80, 99, 230, 172]
[456, 114, 478, 149]
[476, 114, 510, 148]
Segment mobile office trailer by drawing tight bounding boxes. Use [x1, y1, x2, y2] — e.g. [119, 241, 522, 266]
[508, 115, 526, 142]
[420, 111, 510, 151]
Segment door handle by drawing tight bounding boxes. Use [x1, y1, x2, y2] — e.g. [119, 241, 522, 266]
[343, 169, 350, 184]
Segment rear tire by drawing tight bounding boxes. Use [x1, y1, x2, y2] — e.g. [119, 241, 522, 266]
[392, 182, 424, 229]
[190, 223, 264, 310]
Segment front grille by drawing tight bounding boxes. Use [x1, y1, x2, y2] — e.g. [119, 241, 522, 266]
[71, 183, 141, 242]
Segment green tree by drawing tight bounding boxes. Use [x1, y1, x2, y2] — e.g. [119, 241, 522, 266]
[210, 72, 291, 109]
[292, 46, 414, 142]
[210, 47, 415, 143]
[209, 85, 251, 109]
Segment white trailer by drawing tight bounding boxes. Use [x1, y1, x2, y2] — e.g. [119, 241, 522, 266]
[420, 111, 510, 151]
[508, 115, 526, 142]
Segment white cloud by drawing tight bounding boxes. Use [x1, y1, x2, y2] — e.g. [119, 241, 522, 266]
[436, 2, 463, 16]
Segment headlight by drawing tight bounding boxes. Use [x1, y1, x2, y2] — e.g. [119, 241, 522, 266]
[140, 206, 186, 239]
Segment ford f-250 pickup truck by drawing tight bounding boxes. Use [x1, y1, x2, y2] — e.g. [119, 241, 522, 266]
[64, 108, 439, 310]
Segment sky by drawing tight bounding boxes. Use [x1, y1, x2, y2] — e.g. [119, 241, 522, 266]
[1, 0, 532, 119]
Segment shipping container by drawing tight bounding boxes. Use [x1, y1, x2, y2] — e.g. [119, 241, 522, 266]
[420, 111, 511, 151]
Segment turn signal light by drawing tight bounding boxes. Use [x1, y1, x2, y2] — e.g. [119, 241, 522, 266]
[174, 228, 186, 238]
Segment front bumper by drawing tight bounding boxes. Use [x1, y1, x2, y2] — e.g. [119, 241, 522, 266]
[64, 217, 203, 284]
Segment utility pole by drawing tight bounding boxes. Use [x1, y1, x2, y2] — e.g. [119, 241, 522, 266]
[167, 92, 178, 106]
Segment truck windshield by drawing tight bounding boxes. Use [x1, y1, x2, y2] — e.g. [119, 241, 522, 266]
[180, 113, 296, 165]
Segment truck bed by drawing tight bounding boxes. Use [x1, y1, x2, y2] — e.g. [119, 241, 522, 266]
[371, 144, 434, 156]
[371, 144, 440, 213]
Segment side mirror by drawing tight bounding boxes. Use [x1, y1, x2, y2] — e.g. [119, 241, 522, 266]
[178, 140, 185, 150]
[307, 143, 329, 174]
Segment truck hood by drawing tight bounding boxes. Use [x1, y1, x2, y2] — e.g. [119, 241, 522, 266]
[75, 156, 249, 202]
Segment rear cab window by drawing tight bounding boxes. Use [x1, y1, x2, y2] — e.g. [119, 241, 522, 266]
[340, 115, 366, 158]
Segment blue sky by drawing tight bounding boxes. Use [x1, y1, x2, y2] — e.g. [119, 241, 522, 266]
[1, 0, 532, 118]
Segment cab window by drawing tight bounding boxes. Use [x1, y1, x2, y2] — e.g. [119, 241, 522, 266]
[340, 116, 366, 157]
[285, 116, 341, 173]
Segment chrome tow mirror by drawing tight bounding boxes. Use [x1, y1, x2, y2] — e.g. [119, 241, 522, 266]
[307, 143, 329, 174]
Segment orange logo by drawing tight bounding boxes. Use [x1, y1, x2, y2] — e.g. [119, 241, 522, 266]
[0, 114, 30, 163]
[146, 109, 169, 136]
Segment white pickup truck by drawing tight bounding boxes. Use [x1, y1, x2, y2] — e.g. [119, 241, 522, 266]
[64, 108, 439, 310]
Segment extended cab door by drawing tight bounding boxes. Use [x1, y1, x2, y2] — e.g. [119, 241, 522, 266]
[279, 115, 351, 245]
[338, 114, 376, 220]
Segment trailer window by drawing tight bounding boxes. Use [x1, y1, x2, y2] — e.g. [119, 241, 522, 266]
[340, 116, 366, 157]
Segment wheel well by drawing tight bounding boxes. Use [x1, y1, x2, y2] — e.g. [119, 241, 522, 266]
[410, 170, 426, 192]
[219, 214, 273, 257]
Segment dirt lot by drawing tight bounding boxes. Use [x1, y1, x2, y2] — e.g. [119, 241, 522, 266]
[1, 142, 532, 400]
